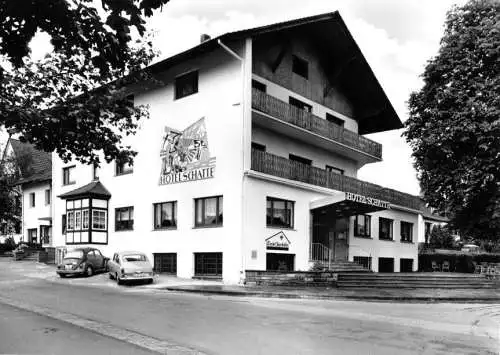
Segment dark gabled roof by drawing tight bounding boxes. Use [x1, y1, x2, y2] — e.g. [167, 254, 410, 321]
[7, 138, 52, 185]
[141, 11, 402, 134]
[58, 180, 111, 200]
[419, 198, 449, 223]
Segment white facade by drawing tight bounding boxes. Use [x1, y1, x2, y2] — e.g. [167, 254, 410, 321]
[49, 14, 422, 282]
[22, 183, 52, 244]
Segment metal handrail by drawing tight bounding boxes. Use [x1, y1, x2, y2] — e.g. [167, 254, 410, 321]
[251, 149, 421, 210]
[252, 89, 382, 159]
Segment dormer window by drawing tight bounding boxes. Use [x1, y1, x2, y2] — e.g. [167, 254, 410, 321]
[292, 55, 308, 79]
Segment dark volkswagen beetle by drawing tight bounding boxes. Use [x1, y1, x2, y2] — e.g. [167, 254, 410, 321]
[56, 247, 108, 277]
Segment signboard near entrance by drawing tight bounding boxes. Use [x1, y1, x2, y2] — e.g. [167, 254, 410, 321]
[266, 231, 290, 251]
[345, 192, 390, 209]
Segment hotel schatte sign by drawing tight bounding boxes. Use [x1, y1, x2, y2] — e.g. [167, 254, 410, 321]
[345, 192, 391, 209]
[159, 118, 216, 185]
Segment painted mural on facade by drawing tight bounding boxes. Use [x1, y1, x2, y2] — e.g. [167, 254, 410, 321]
[159, 117, 216, 185]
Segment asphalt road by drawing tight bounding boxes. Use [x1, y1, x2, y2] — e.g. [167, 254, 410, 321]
[0, 260, 498, 355]
[0, 302, 155, 355]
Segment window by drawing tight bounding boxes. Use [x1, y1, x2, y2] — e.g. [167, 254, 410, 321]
[289, 154, 312, 166]
[378, 257, 394, 272]
[400, 258, 414, 272]
[354, 215, 371, 237]
[353, 256, 372, 270]
[115, 207, 134, 231]
[153, 253, 177, 274]
[67, 211, 74, 231]
[326, 113, 345, 127]
[75, 210, 82, 230]
[92, 210, 107, 230]
[251, 142, 266, 152]
[252, 80, 267, 92]
[289, 96, 312, 112]
[115, 160, 133, 176]
[45, 189, 51, 205]
[83, 210, 89, 229]
[29, 193, 35, 207]
[175, 70, 198, 100]
[62, 166, 75, 185]
[326, 165, 344, 175]
[195, 196, 223, 227]
[92, 164, 99, 180]
[194, 252, 223, 276]
[266, 197, 294, 228]
[28, 228, 37, 243]
[292, 55, 308, 79]
[62, 214, 66, 234]
[400, 221, 413, 242]
[153, 202, 177, 229]
[379, 217, 393, 240]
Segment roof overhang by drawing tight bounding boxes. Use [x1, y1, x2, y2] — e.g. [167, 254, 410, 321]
[58, 180, 111, 200]
[310, 192, 390, 217]
[128, 12, 403, 134]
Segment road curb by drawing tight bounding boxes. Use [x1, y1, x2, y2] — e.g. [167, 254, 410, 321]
[162, 287, 500, 303]
[0, 294, 208, 355]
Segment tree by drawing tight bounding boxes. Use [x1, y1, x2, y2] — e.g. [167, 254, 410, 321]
[428, 226, 455, 249]
[0, 0, 170, 165]
[405, 0, 500, 241]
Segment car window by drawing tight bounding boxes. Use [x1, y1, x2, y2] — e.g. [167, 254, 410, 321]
[87, 250, 95, 257]
[65, 250, 83, 259]
[94, 250, 102, 257]
[123, 254, 147, 262]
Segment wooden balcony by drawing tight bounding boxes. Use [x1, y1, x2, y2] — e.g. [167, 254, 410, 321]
[251, 149, 420, 210]
[252, 89, 382, 160]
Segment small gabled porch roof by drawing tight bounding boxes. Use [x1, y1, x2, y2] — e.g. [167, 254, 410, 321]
[58, 180, 111, 200]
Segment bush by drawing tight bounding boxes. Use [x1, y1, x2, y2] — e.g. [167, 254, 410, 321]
[419, 253, 500, 273]
[0, 236, 16, 253]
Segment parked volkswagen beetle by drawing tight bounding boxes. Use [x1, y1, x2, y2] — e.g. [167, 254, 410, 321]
[108, 251, 154, 285]
[56, 247, 108, 278]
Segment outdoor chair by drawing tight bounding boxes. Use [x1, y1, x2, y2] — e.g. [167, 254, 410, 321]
[442, 260, 450, 272]
[431, 260, 440, 272]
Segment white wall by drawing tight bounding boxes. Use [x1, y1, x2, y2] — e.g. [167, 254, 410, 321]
[348, 208, 419, 272]
[22, 183, 51, 242]
[242, 176, 337, 272]
[52, 42, 247, 283]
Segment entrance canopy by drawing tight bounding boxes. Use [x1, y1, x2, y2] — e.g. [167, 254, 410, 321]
[310, 192, 390, 217]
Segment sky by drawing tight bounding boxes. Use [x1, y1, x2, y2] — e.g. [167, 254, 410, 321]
[4, 0, 467, 196]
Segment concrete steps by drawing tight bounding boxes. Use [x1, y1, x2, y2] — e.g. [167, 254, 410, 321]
[313, 261, 372, 273]
[337, 273, 498, 289]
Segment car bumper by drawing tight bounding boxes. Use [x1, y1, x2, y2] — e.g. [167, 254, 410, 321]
[56, 269, 85, 276]
[120, 274, 154, 282]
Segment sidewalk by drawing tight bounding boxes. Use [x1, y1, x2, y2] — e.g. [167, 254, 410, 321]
[4, 259, 500, 302]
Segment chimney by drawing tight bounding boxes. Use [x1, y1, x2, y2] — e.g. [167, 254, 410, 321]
[200, 34, 211, 43]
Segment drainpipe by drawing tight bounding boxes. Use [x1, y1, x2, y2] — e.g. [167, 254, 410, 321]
[217, 39, 249, 284]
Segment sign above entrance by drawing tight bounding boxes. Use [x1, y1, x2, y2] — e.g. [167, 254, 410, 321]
[266, 231, 290, 251]
[345, 192, 390, 209]
[159, 118, 216, 185]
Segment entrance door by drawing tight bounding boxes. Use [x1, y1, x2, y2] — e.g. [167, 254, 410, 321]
[332, 218, 349, 261]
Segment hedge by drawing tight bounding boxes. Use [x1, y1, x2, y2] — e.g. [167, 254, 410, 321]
[418, 253, 500, 273]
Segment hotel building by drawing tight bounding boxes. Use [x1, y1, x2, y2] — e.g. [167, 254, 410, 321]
[47, 12, 421, 283]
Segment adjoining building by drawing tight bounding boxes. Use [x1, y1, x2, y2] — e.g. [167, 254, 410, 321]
[43, 12, 422, 283]
[0, 138, 52, 245]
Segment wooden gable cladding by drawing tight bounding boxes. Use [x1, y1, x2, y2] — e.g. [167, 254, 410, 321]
[252, 31, 356, 119]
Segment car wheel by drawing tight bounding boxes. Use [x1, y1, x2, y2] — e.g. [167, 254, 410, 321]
[147, 278, 153, 284]
[109, 272, 114, 279]
[86, 266, 94, 277]
[116, 273, 123, 285]
[58, 273, 66, 278]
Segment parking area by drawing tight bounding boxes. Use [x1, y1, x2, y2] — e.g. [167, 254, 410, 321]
[0, 258, 221, 292]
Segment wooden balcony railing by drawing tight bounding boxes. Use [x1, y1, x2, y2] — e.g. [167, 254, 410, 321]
[252, 89, 382, 159]
[251, 149, 420, 210]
